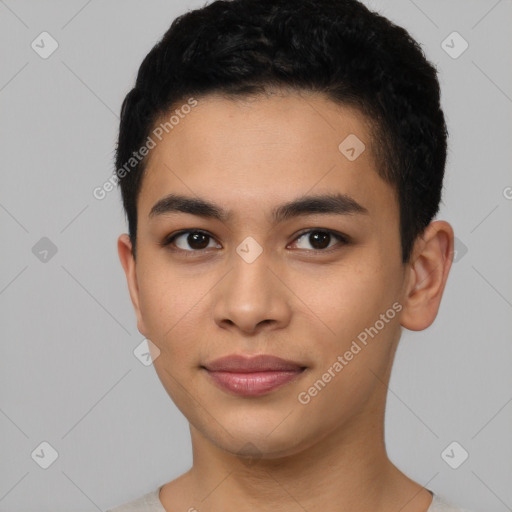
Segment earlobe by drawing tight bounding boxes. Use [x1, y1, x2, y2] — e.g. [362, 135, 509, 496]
[400, 221, 454, 331]
[117, 234, 147, 336]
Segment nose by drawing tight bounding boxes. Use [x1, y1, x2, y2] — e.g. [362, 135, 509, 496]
[212, 250, 292, 335]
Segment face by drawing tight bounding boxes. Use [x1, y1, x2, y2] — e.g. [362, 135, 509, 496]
[119, 90, 412, 459]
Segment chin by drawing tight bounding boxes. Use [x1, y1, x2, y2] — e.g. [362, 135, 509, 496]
[207, 418, 316, 461]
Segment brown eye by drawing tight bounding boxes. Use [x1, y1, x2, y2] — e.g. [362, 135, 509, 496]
[307, 231, 330, 249]
[291, 229, 348, 251]
[163, 230, 220, 251]
[183, 232, 210, 250]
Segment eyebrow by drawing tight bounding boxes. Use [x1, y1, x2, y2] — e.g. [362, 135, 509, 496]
[148, 192, 369, 223]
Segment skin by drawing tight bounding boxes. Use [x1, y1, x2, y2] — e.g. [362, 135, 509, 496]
[118, 90, 454, 512]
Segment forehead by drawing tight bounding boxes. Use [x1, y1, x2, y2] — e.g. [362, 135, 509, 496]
[137, 91, 396, 225]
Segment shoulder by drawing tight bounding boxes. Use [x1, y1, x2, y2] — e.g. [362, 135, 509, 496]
[428, 493, 478, 512]
[106, 486, 166, 512]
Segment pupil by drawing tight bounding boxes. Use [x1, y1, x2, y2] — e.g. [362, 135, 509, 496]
[189, 232, 209, 249]
[310, 231, 330, 249]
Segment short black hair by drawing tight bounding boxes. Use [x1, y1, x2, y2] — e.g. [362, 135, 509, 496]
[115, 0, 448, 264]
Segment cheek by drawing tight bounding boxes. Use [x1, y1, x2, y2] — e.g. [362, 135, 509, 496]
[295, 254, 403, 374]
[299, 264, 388, 333]
[136, 268, 196, 351]
[293, 267, 401, 423]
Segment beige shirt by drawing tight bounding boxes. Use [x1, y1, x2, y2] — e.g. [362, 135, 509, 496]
[106, 487, 474, 512]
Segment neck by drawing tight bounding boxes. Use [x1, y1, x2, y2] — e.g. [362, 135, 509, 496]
[166, 395, 430, 512]
[192, 421, 389, 511]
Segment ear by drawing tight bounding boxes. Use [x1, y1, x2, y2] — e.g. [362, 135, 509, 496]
[400, 220, 454, 331]
[117, 234, 147, 337]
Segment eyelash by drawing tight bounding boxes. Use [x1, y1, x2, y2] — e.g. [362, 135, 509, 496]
[160, 228, 349, 256]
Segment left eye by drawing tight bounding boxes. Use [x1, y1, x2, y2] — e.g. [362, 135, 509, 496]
[162, 229, 347, 252]
[290, 229, 347, 251]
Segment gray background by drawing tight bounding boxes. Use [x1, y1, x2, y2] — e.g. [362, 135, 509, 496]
[1, 0, 511, 510]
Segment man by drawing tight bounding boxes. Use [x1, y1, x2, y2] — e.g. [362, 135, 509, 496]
[111, 0, 471, 510]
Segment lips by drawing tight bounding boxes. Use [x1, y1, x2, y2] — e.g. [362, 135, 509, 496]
[202, 354, 306, 396]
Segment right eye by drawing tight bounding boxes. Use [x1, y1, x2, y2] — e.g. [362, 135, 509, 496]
[161, 230, 222, 252]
